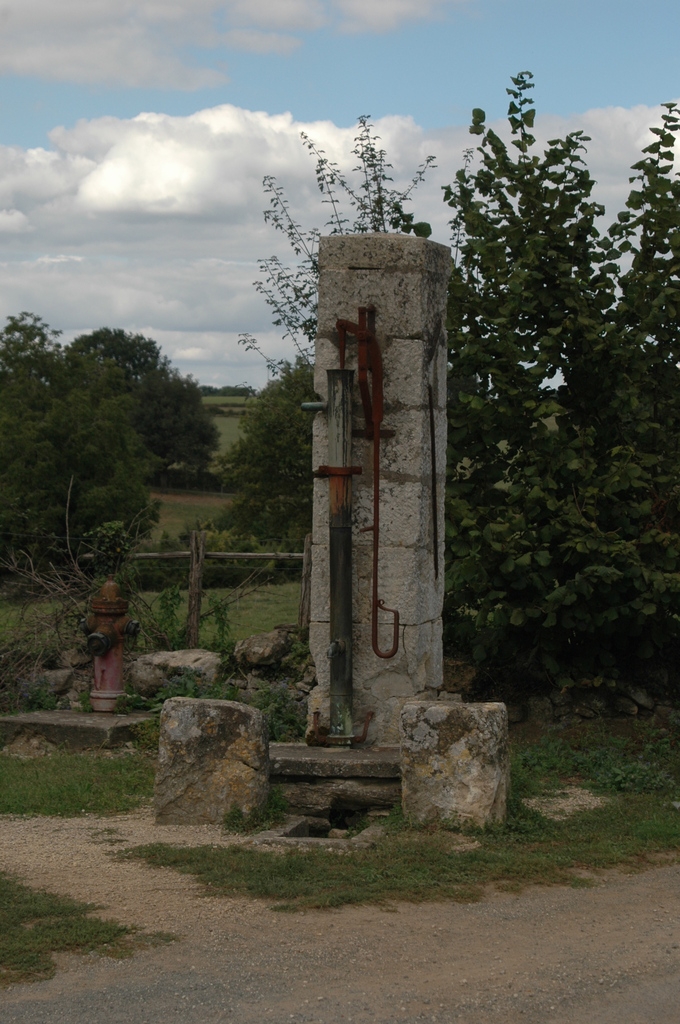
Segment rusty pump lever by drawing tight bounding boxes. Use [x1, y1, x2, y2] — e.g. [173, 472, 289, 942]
[336, 306, 400, 660]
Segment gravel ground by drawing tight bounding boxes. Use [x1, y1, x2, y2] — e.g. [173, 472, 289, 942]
[1, 808, 679, 1024]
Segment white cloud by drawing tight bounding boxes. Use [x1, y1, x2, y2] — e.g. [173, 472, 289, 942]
[0, 1, 469, 88]
[0, 100, 674, 386]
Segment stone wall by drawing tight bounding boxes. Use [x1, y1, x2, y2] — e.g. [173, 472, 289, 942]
[308, 234, 451, 744]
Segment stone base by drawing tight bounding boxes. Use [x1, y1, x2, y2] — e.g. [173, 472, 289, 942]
[154, 698, 269, 825]
[399, 701, 509, 826]
[269, 742, 401, 817]
[0, 710, 154, 752]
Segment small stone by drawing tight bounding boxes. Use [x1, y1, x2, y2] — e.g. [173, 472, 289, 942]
[400, 701, 509, 826]
[42, 668, 74, 695]
[59, 649, 91, 670]
[234, 629, 292, 667]
[128, 649, 221, 697]
[619, 685, 655, 711]
[154, 697, 269, 824]
[506, 704, 526, 724]
[615, 697, 638, 716]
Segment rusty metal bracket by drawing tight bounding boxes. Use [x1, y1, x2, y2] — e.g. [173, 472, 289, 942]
[312, 710, 374, 747]
[314, 465, 363, 478]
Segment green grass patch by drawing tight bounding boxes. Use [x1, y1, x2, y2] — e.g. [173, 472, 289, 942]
[0, 752, 155, 817]
[226, 581, 300, 639]
[139, 580, 301, 643]
[0, 872, 144, 987]
[0, 873, 172, 987]
[149, 492, 232, 543]
[125, 722, 680, 911]
[213, 415, 244, 454]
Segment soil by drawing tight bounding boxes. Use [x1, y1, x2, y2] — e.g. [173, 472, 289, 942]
[1, 808, 680, 1023]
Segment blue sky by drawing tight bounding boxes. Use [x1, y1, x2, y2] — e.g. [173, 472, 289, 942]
[0, 0, 678, 386]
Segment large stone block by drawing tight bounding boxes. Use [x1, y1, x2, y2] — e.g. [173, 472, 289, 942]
[400, 701, 509, 826]
[154, 698, 269, 824]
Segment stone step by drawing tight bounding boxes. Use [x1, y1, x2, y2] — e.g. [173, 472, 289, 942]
[269, 742, 400, 779]
[0, 710, 155, 752]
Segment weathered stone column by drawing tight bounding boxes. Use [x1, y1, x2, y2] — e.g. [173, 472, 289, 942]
[400, 701, 509, 826]
[154, 698, 269, 824]
[308, 234, 451, 745]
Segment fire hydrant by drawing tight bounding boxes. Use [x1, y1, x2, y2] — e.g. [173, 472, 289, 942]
[81, 576, 140, 713]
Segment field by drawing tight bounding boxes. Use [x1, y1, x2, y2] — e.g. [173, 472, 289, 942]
[149, 491, 231, 542]
[202, 395, 252, 455]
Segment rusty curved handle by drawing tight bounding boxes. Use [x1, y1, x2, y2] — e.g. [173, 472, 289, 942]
[336, 306, 400, 661]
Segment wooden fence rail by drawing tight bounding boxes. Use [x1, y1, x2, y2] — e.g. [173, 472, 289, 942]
[82, 532, 312, 636]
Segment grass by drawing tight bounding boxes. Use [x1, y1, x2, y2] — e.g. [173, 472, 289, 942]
[0, 872, 141, 987]
[213, 415, 243, 454]
[125, 720, 680, 911]
[201, 395, 251, 407]
[0, 751, 155, 817]
[139, 579, 301, 643]
[149, 491, 232, 543]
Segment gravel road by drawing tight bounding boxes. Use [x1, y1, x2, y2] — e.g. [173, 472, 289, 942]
[1, 809, 679, 1024]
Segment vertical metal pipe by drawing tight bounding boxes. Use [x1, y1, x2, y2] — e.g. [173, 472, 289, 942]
[327, 369, 354, 741]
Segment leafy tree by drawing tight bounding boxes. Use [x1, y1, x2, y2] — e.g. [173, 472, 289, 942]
[217, 360, 315, 546]
[443, 73, 680, 690]
[71, 328, 219, 479]
[70, 327, 168, 383]
[131, 367, 219, 478]
[0, 313, 155, 555]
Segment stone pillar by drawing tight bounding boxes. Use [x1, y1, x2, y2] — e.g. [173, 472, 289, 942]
[308, 234, 451, 745]
[154, 698, 269, 824]
[399, 701, 509, 826]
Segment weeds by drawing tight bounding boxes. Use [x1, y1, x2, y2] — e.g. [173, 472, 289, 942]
[223, 786, 289, 834]
[0, 872, 136, 987]
[248, 682, 306, 741]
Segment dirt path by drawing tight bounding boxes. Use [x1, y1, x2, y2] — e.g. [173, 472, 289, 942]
[1, 809, 680, 1024]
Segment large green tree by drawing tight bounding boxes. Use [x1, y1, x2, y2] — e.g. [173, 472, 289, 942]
[0, 314, 154, 554]
[71, 328, 219, 479]
[443, 74, 680, 689]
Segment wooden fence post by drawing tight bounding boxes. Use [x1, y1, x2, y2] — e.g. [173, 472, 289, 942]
[186, 530, 206, 648]
[298, 532, 312, 630]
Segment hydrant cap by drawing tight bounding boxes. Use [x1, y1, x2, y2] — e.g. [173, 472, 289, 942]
[100, 575, 121, 602]
[91, 575, 128, 616]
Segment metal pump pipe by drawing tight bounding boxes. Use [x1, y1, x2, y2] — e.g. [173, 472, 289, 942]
[314, 369, 361, 743]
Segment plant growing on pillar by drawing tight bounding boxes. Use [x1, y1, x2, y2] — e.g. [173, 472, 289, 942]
[242, 115, 436, 369]
[443, 73, 680, 691]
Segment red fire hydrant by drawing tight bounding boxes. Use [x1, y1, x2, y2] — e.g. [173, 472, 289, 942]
[81, 576, 140, 713]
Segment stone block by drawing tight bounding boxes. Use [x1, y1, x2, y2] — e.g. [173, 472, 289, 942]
[317, 235, 450, 344]
[275, 777, 401, 817]
[129, 649, 221, 697]
[154, 698, 269, 825]
[234, 628, 292, 667]
[400, 701, 509, 826]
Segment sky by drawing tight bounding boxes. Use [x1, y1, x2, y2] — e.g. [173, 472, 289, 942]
[0, 0, 679, 388]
